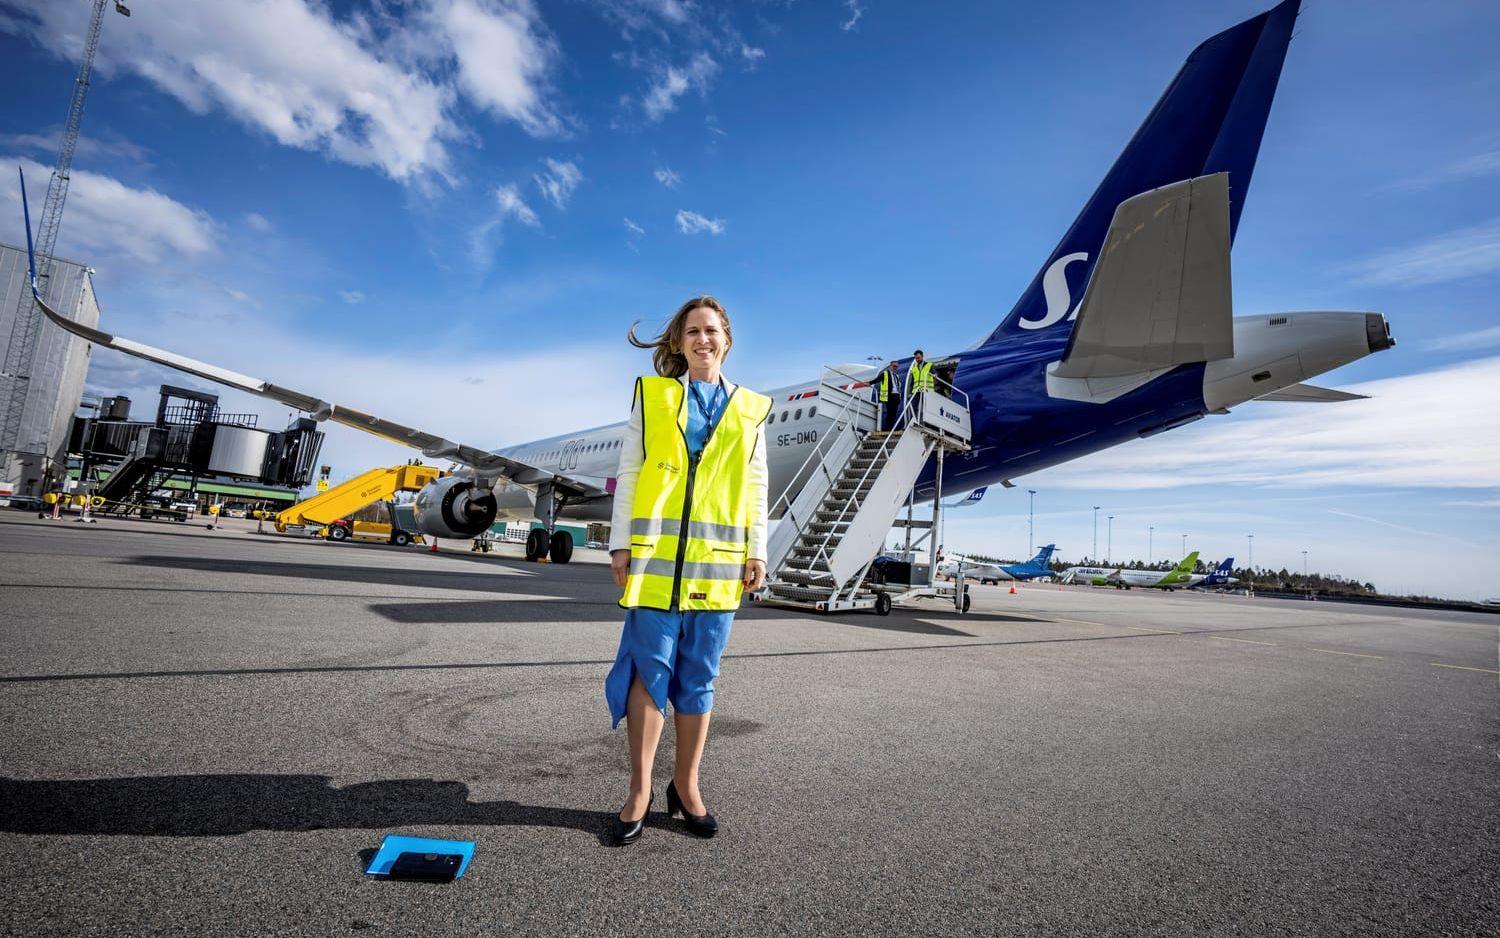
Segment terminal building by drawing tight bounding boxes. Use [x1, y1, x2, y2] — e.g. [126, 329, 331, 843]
[0, 242, 99, 502]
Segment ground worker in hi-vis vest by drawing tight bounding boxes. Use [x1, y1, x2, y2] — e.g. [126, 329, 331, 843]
[905, 348, 935, 420]
[876, 358, 902, 431]
[605, 295, 771, 845]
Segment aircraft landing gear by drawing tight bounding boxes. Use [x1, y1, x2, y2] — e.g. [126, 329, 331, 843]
[526, 482, 577, 564]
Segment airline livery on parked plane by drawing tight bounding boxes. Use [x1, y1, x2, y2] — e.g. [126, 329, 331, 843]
[23, 0, 1391, 564]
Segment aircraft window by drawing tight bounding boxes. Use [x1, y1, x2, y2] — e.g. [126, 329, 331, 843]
[767, 413, 775, 424]
[780, 410, 788, 422]
[808, 406, 816, 418]
[794, 408, 802, 420]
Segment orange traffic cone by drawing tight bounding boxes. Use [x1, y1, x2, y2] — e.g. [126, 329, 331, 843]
[1008, 584, 1017, 595]
[429, 538, 439, 553]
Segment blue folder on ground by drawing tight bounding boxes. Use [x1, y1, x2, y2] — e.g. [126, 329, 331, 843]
[365, 835, 475, 880]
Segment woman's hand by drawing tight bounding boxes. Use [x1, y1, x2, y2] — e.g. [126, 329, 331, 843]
[611, 549, 630, 589]
[743, 558, 767, 592]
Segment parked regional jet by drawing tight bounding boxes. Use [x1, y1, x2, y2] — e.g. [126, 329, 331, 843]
[936, 554, 1012, 584]
[21, 0, 1392, 565]
[1061, 552, 1203, 590]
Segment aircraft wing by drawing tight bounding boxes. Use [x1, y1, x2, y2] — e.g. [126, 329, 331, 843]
[24, 266, 608, 498]
[1255, 382, 1369, 403]
[1051, 173, 1233, 379]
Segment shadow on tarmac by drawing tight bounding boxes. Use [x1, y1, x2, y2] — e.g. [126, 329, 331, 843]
[0, 774, 623, 845]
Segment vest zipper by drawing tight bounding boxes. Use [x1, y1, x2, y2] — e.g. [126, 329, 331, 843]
[669, 382, 739, 610]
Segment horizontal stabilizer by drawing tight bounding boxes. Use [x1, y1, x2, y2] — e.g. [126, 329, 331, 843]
[1050, 173, 1233, 379]
[1255, 382, 1368, 403]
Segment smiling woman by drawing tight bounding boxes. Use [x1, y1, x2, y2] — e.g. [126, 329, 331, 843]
[604, 296, 772, 845]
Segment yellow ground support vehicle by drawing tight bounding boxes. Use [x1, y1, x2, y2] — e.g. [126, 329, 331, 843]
[274, 464, 445, 545]
[318, 511, 426, 547]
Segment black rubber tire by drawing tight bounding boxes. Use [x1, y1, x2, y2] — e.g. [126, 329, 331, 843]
[962, 590, 972, 614]
[391, 531, 411, 547]
[327, 525, 349, 542]
[874, 592, 892, 616]
[525, 527, 549, 561]
[549, 530, 574, 564]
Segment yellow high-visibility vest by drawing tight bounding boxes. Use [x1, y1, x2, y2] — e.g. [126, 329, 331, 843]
[620, 376, 772, 612]
[907, 360, 934, 393]
[877, 369, 897, 402]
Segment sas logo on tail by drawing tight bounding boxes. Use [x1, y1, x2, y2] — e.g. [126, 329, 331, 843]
[1019, 252, 1089, 330]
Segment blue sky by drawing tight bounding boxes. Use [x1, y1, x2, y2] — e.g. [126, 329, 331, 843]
[1, 0, 1496, 598]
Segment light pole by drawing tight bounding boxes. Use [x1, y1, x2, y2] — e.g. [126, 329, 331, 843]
[1247, 535, 1254, 573]
[1092, 506, 1100, 562]
[1302, 549, 1308, 578]
[1148, 525, 1154, 565]
[1181, 533, 1187, 558]
[1107, 515, 1114, 563]
[1027, 489, 1036, 558]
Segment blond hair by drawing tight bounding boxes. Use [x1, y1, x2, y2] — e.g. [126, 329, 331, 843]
[627, 295, 733, 378]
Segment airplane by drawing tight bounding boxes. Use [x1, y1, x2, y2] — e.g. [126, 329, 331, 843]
[1190, 557, 1239, 589]
[20, 0, 1393, 567]
[1060, 551, 1203, 590]
[1002, 544, 1058, 581]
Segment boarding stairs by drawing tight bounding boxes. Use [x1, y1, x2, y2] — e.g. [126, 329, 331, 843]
[754, 364, 972, 615]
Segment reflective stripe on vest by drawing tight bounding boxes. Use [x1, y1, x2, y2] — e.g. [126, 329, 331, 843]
[620, 376, 772, 612]
[909, 361, 934, 392]
[877, 369, 895, 402]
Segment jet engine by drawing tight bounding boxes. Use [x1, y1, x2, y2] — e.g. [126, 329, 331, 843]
[411, 476, 498, 539]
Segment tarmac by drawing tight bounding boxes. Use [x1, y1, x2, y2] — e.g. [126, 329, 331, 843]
[0, 510, 1495, 937]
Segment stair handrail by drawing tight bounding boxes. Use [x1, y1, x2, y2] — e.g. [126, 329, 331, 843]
[766, 363, 876, 540]
[811, 370, 971, 596]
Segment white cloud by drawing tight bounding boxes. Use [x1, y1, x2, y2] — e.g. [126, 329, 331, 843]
[841, 0, 865, 31]
[495, 183, 540, 227]
[0, 127, 151, 165]
[675, 209, 725, 235]
[740, 44, 766, 68]
[653, 167, 681, 188]
[1387, 148, 1500, 192]
[467, 182, 540, 264]
[1, 156, 217, 265]
[244, 212, 274, 233]
[338, 290, 366, 304]
[1028, 356, 1500, 493]
[0, 0, 562, 182]
[438, 0, 562, 137]
[223, 287, 252, 304]
[642, 53, 718, 122]
[623, 217, 646, 237]
[533, 158, 582, 209]
[1422, 324, 1500, 353]
[1346, 218, 1500, 288]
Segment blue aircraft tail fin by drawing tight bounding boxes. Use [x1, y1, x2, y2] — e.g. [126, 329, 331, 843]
[979, 0, 1299, 344]
[1206, 557, 1235, 583]
[1031, 544, 1056, 568]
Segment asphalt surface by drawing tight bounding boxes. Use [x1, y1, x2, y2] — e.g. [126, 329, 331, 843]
[1, 511, 1495, 936]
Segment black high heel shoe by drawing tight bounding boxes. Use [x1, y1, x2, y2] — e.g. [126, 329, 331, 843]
[666, 780, 718, 838]
[613, 792, 653, 845]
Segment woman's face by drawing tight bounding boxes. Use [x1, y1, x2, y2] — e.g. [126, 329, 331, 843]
[680, 306, 729, 370]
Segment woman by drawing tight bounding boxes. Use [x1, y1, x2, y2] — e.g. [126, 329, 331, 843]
[604, 295, 771, 845]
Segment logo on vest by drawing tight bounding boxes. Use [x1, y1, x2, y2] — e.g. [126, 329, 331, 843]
[656, 460, 681, 473]
[689, 592, 708, 600]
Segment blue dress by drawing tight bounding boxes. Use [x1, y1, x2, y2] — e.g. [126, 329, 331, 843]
[605, 379, 738, 728]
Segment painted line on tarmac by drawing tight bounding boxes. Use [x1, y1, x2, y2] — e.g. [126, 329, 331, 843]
[1125, 625, 1181, 634]
[1207, 636, 1276, 646]
[1430, 662, 1499, 674]
[1310, 648, 1384, 659]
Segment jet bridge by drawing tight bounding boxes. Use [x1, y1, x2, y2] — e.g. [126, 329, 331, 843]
[753, 365, 973, 616]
